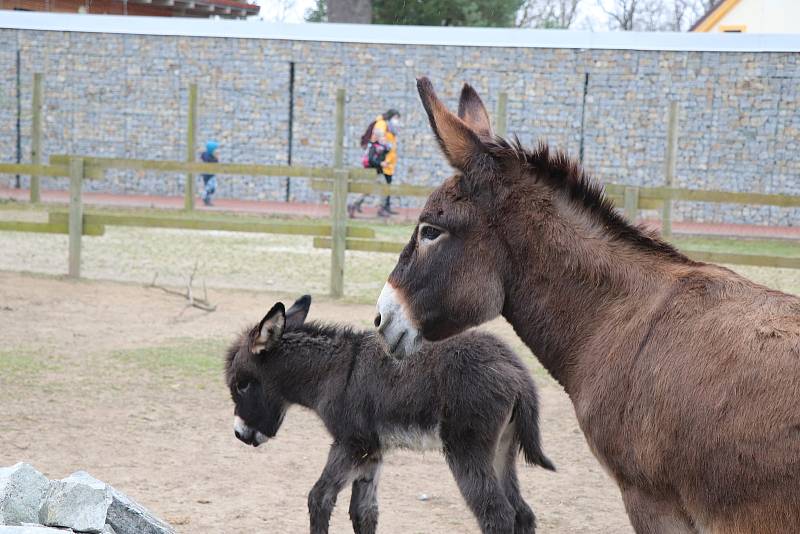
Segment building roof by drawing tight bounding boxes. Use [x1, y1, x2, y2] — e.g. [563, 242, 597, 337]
[116, 0, 258, 18]
[2, 10, 799, 52]
[690, 0, 740, 32]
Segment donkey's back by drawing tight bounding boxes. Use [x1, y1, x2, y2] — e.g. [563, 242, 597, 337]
[361, 330, 553, 469]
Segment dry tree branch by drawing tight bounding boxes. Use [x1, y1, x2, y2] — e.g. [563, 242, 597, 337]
[147, 261, 217, 313]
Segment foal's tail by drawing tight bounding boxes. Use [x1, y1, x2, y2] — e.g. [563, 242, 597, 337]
[514, 381, 556, 472]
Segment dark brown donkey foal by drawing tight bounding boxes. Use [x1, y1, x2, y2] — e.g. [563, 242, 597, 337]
[225, 295, 553, 534]
[376, 79, 800, 533]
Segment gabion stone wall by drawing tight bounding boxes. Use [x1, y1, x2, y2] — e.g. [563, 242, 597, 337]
[1, 24, 798, 225]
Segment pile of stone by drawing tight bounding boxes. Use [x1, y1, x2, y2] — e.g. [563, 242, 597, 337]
[0, 463, 174, 534]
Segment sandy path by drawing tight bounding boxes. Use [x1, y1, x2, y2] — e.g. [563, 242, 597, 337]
[0, 271, 631, 533]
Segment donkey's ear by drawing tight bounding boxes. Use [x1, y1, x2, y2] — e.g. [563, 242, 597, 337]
[285, 294, 311, 329]
[457, 83, 492, 138]
[251, 302, 286, 354]
[417, 77, 487, 172]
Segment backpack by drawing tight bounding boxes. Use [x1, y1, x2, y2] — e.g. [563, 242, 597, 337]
[362, 141, 388, 170]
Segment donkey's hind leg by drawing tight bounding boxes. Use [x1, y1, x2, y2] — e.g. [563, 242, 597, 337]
[445, 444, 516, 534]
[494, 419, 536, 534]
[348, 458, 382, 534]
[308, 444, 353, 534]
[498, 451, 536, 533]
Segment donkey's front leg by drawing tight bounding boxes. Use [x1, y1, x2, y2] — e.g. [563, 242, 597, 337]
[620, 486, 696, 534]
[308, 443, 353, 534]
[348, 457, 382, 534]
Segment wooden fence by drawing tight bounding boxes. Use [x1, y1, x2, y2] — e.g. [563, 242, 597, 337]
[2, 77, 799, 297]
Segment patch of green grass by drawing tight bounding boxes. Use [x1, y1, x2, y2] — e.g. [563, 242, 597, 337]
[0, 349, 60, 379]
[111, 337, 228, 377]
[672, 236, 800, 257]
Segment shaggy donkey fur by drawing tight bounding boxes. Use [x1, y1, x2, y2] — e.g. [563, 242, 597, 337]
[225, 295, 554, 534]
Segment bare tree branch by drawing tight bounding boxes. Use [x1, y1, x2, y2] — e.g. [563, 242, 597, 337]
[518, 0, 582, 28]
[599, 0, 710, 31]
[147, 262, 217, 313]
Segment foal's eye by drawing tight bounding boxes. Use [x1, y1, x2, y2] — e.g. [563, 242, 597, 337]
[236, 380, 251, 395]
[420, 225, 443, 242]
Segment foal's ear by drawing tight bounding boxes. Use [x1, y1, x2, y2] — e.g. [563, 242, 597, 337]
[417, 77, 487, 172]
[285, 294, 311, 329]
[251, 302, 286, 354]
[457, 83, 493, 138]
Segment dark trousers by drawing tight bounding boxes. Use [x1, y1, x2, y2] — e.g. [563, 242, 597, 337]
[382, 174, 393, 208]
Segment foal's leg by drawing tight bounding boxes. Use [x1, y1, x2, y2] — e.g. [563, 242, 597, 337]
[495, 421, 536, 534]
[621, 487, 696, 534]
[348, 458, 382, 534]
[499, 453, 536, 533]
[308, 444, 354, 534]
[445, 446, 516, 534]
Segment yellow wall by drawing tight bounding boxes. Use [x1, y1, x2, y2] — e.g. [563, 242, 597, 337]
[695, 0, 800, 33]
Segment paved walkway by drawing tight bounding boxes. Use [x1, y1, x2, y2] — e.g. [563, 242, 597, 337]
[1, 187, 799, 239]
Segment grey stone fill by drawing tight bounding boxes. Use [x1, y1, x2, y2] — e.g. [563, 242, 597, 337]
[0, 29, 798, 225]
[0, 463, 50, 526]
[39, 472, 111, 534]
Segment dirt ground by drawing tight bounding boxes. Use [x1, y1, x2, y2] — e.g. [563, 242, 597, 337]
[0, 271, 634, 533]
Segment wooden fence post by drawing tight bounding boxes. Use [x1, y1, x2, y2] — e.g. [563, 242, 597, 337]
[662, 101, 678, 238]
[624, 186, 639, 223]
[30, 73, 43, 203]
[330, 88, 346, 298]
[184, 83, 197, 211]
[495, 92, 508, 137]
[330, 169, 348, 298]
[68, 157, 84, 278]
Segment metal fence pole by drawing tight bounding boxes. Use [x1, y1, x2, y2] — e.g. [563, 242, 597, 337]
[330, 89, 346, 298]
[30, 73, 43, 203]
[185, 83, 197, 211]
[495, 92, 508, 137]
[68, 157, 84, 278]
[662, 101, 679, 238]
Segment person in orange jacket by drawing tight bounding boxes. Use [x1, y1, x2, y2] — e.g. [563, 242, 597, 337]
[349, 109, 401, 218]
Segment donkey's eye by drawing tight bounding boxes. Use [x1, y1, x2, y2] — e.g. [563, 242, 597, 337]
[420, 225, 443, 242]
[236, 380, 252, 394]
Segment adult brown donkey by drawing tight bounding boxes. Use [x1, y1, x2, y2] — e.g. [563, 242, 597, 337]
[375, 77, 800, 534]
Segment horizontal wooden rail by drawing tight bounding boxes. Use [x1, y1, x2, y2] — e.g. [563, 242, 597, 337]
[314, 238, 800, 270]
[48, 210, 375, 239]
[313, 237, 406, 254]
[683, 250, 800, 269]
[10, 157, 792, 209]
[0, 163, 69, 177]
[605, 184, 800, 208]
[0, 220, 104, 236]
[0, 201, 51, 212]
[607, 195, 662, 210]
[49, 155, 339, 180]
[311, 178, 436, 198]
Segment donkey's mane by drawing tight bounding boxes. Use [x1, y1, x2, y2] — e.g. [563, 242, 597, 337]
[225, 320, 362, 370]
[488, 136, 690, 262]
[290, 320, 360, 341]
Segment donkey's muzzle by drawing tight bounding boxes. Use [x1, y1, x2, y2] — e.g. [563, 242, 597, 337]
[234, 416, 267, 447]
[376, 282, 420, 359]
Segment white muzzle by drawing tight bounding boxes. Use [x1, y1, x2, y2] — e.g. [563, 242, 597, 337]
[376, 282, 420, 359]
[234, 416, 268, 447]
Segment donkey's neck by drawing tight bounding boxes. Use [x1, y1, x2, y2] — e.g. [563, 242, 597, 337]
[276, 328, 360, 410]
[501, 192, 684, 393]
